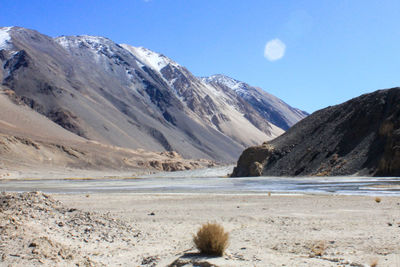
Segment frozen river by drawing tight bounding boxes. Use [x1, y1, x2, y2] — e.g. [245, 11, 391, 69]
[1, 166, 400, 195]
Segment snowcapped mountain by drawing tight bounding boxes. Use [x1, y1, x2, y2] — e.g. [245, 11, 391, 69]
[201, 74, 308, 130]
[122, 43, 286, 143]
[0, 26, 305, 162]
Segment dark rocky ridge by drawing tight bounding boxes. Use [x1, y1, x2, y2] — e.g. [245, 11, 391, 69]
[231, 88, 400, 177]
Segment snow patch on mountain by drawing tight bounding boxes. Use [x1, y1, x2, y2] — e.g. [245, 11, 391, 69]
[55, 35, 120, 65]
[0, 27, 12, 50]
[56, 35, 112, 49]
[55, 36, 71, 48]
[201, 74, 240, 88]
[121, 45, 178, 72]
[201, 74, 251, 96]
[56, 36, 112, 58]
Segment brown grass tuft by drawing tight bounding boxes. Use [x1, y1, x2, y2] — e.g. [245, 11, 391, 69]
[310, 241, 327, 257]
[375, 197, 381, 203]
[370, 258, 379, 267]
[193, 222, 229, 256]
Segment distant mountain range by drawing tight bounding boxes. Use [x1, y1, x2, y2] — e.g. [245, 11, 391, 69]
[0, 26, 307, 164]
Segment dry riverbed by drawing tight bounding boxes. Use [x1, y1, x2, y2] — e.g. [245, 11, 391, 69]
[1, 192, 400, 266]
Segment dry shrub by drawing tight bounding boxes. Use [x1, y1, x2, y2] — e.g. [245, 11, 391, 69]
[375, 197, 381, 203]
[315, 170, 331, 176]
[310, 241, 326, 257]
[193, 222, 229, 256]
[370, 258, 379, 267]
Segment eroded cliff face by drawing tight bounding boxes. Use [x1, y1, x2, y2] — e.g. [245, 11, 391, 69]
[231, 88, 400, 177]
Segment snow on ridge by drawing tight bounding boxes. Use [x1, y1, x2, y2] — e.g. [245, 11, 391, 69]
[55, 37, 180, 74]
[201, 74, 250, 94]
[0, 27, 13, 50]
[0, 26, 14, 32]
[121, 44, 179, 72]
[204, 74, 241, 87]
[54, 36, 71, 48]
[55, 35, 112, 49]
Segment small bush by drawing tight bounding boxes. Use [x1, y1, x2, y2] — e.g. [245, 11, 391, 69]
[310, 241, 326, 257]
[193, 222, 229, 256]
[370, 258, 379, 267]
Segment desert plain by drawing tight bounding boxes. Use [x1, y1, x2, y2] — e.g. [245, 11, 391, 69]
[1, 189, 400, 266]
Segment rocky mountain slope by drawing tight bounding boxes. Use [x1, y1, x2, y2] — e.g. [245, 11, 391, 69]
[0, 26, 306, 166]
[0, 83, 215, 179]
[201, 74, 308, 130]
[232, 88, 400, 177]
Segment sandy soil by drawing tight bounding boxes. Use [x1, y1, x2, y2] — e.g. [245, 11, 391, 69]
[2, 192, 399, 266]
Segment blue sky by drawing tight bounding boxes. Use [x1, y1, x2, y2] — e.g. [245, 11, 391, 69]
[1, 0, 400, 113]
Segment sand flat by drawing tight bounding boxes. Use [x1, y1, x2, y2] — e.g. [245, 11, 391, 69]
[49, 193, 400, 266]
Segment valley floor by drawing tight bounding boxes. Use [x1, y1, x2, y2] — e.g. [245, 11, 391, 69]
[2, 192, 399, 266]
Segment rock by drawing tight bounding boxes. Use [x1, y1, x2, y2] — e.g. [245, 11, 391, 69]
[231, 144, 275, 177]
[160, 151, 181, 159]
[149, 160, 163, 170]
[231, 88, 400, 177]
[249, 162, 263, 176]
[141, 255, 159, 266]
